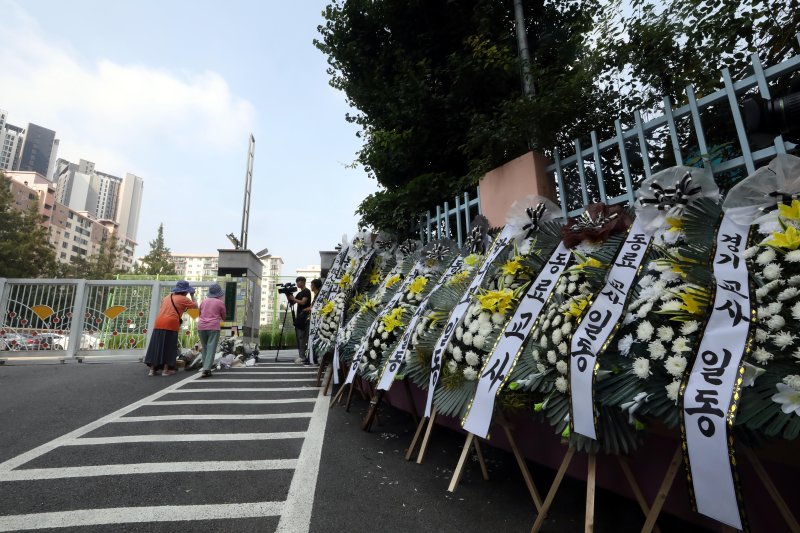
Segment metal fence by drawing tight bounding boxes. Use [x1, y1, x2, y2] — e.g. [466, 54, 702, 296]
[423, 35, 800, 236]
[0, 278, 232, 362]
[419, 188, 481, 246]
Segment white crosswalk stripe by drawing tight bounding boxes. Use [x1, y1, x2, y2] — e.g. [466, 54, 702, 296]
[0, 356, 329, 532]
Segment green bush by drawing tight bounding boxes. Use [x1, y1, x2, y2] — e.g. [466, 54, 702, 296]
[259, 327, 298, 350]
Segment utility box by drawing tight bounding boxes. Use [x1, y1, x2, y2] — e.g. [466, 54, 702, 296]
[217, 249, 263, 343]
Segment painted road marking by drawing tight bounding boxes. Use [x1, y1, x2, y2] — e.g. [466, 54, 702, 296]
[112, 413, 313, 422]
[67, 432, 307, 445]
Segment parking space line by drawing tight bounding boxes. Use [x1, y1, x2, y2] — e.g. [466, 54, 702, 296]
[67, 432, 307, 445]
[111, 413, 313, 422]
[147, 399, 316, 405]
[0, 501, 285, 531]
[165, 387, 317, 392]
[0, 459, 297, 481]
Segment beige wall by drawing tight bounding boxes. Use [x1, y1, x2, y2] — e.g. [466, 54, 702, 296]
[478, 151, 557, 228]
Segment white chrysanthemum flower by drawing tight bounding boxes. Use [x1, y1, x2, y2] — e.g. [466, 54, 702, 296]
[377, 324, 385, 334]
[767, 315, 786, 331]
[465, 351, 480, 366]
[536, 363, 547, 373]
[369, 349, 377, 359]
[359, 360, 368, 370]
[648, 340, 666, 360]
[665, 380, 681, 403]
[639, 275, 655, 288]
[783, 375, 800, 390]
[470, 303, 481, 316]
[555, 282, 566, 295]
[637, 302, 653, 318]
[743, 246, 759, 259]
[381, 332, 389, 340]
[638, 285, 660, 302]
[569, 274, 579, 282]
[753, 347, 773, 363]
[405, 349, 413, 363]
[636, 321, 654, 341]
[671, 336, 691, 353]
[556, 360, 568, 374]
[539, 334, 549, 348]
[756, 249, 776, 265]
[455, 326, 464, 341]
[469, 320, 480, 333]
[473, 334, 485, 349]
[478, 322, 493, 337]
[463, 331, 473, 345]
[369, 364, 376, 371]
[755, 328, 769, 342]
[757, 306, 772, 320]
[380, 343, 388, 350]
[633, 358, 651, 379]
[773, 331, 797, 350]
[661, 269, 680, 283]
[756, 286, 770, 299]
[478, 312, 491, 324]
[555, 376, 568, 393]
[567, 282, 577, 293]
[657, 325, 674, 342]
[660, 300, 682, 312]
[373, 339, 381, 347]
[579, 283, 592, 295]
[452, 346, 463, 361]
[767, 302, 783, 315]
[551, 315, 562, 327]
[680, 321, 699, 335]
[617, 334, 634, 356]
[546, 350, 557, 364]
[491, 312, 505, 325]
[547, 308, 556, 319]
[417, 323, 425, 335]
[464, 315, 472, 326]
[778, 288, 800, 301]
[446, 343, 453, 353]
[552, 329, 563, 345]
[558, 342, 568, 355]
[532, 349, 540, 362]
[561, 322, 572, 335]
[447, 360, 458, 373]
[764, 263, 783, 281]
[789, 275, 800, 286]
[793, 302, 800, 321]
[786, 250, 800, 263]
[463, 367, 478, 381]
[623, 313, 636, 325]
[665, 355, 688, 377]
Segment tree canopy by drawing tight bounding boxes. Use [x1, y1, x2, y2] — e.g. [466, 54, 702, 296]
[317, 0, 800, 235]
[136, 223, 176, 276]
[0, 174, 57, 278]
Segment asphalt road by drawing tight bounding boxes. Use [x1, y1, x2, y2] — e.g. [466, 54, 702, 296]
[0, 353, 706, 532]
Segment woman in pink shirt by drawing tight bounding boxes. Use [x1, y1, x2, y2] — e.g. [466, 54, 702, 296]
[198, 283, 227, 377]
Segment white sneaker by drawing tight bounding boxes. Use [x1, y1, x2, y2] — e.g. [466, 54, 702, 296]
[294, 357, 305, 364]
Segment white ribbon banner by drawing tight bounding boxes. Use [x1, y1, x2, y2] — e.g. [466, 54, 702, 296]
[377, 255, 464, 391]
[570, 218, 651, 439]
[328, 249, 376, 370]
[344, 261, 425, 385]
[463, 242, 571, 438]
[308, 247, 348, 363]
[424, 226, 515, 417]
[682, 214, 750, 530]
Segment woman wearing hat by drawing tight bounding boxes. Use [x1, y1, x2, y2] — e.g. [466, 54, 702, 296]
[198, 283, 227, 378]
[144, 280, 198, 376]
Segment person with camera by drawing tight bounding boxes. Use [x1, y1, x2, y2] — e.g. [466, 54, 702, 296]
[286, 276, 312, 364]
[144, 280, 198, 376]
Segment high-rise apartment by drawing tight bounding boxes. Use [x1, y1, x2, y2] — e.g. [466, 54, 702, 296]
[18, 123, 59, 178]
[0, 110, 25, 172]
[259, 255, 284, 326]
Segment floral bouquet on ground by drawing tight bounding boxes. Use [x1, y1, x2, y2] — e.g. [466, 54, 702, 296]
[337, 239, 422, 370]
[357, 241, 459, 381]
[507, 202, 637, 453]
[596, 167, 722, 431]
[724, 155, 800, 441]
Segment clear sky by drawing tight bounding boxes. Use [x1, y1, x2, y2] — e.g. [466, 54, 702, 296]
[0, 0, 379, 276]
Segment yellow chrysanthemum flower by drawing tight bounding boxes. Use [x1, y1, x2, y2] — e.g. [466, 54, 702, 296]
[368, 269, 381, 286]
[565, 297, 589, 318]
[320, 301, 335, 316]
[408, 276, 429, 295]
[464, 254, 482, 267]
[448, 270, 471, 285]
[678, 289, 705, 316]
[360, 298, 378, 312]
[477, 288, 515, 315]
[666, 217, 683, 232]
[385, 274, 402, 289]
[574, 257, 602, 271]
[501, 256, 523, 276]
[766, 225, 800, 250]
[337, 273, 351, 288]
[778, 199, 800, 221]
[381, 307, 405, 333]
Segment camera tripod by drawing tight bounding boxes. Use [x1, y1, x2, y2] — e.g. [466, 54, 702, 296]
[274, 300, 299, 362]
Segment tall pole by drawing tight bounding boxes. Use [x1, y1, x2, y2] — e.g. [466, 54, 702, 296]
[240, 134, 255, 250]
[513, 0, 535, 97]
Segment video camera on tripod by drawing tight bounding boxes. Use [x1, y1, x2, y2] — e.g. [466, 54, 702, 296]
[277, 282, 297, 297]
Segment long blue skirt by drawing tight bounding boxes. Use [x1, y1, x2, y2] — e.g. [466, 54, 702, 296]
[144, 329, 179, 370]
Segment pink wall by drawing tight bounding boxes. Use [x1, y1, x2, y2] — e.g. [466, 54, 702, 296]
[478, 151, 557, 227]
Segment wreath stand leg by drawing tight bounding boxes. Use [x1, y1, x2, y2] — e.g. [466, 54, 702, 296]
[314, 357, 326, 387]
[446, 432, 490, 492]
[345, 379, 357, 411]
[322, 365, 334, 396]
[499, 421, 543, 512]
[362, 390, 384, 431]
[403, 378, 420, 425]
[329, 382, 348, 408]
[406, 413, 429, 461]
[585, 452, 597, 533]
[416, 408, 439, 464]
[615, 456, 662, 533]
[742, 447, 800, 532]
[531, 446, 576, 533]
[640, 445, 682, 533]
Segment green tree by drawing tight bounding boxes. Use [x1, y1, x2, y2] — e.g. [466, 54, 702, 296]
[0, 174, 57, 278]
[316, 0, 613, 236]
[136, 223, 176, 276]
[67, 234, 124, 280]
